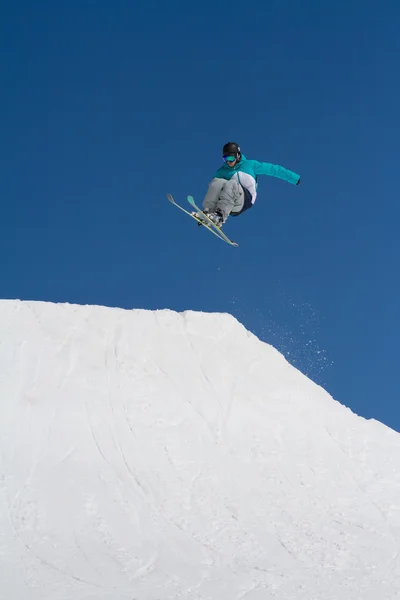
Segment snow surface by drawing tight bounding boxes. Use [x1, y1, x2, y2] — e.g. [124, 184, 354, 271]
[1, 299, 400, 600]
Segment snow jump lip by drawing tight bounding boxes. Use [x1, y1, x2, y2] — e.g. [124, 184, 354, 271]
[1, 299, 400, 599]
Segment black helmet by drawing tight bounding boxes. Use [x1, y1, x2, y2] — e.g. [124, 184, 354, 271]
[222, 142, 241, 157]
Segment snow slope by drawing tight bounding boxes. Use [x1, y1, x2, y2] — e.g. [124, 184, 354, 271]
[1, 300, 400, 600]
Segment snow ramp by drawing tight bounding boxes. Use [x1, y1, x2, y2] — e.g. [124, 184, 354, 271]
[1, 300, 400, 599]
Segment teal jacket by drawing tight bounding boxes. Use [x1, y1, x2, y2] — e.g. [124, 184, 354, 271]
[213, 154, 300, 204]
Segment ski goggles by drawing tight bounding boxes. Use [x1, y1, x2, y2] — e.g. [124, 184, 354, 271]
[223, 155, 237, 163]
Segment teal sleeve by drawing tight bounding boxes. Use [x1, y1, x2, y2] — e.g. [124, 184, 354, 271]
[214, 166, 226, 178]
[213, 166, 232, 181]
[253, 161, 300, 185]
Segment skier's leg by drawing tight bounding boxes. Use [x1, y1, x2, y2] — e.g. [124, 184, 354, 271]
[216, 178, 244, 222]
[202, 178, 226, 213]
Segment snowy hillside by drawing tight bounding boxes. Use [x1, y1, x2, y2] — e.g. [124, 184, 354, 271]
[1, 300, 400, 600]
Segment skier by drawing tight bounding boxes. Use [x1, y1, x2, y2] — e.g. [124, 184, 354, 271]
[193, 142, 301, 228]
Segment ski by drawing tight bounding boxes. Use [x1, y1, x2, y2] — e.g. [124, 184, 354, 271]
[187, 196, 239, 247]
[166, 194, 238, 247]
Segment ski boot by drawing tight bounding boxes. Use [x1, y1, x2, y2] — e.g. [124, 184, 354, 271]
[207, 210, 224, 229]
[191, 208, 211, 226]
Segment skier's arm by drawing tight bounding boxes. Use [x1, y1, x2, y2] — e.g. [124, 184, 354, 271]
[253, 161, 300, 185]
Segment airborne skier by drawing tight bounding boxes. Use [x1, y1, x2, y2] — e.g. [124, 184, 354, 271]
[193, 142, 301, 228]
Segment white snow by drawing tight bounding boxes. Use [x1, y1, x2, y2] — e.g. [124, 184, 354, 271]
[1, 299, 400, 599]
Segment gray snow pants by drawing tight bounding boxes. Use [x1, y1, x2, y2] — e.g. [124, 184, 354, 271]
[202, 177, 244, 222]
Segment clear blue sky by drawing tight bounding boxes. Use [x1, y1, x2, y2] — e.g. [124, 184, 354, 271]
[1, 1, 399, 431]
